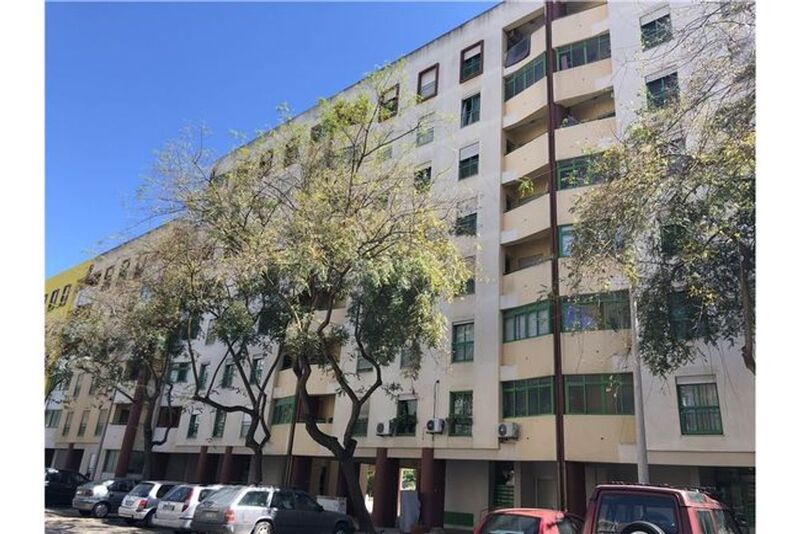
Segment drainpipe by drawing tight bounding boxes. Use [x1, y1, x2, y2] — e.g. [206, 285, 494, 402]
[544, 0, 567, 511]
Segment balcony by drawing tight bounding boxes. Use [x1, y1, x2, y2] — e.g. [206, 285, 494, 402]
[552, 3, 609, 49]
[503, 79, 547, 130]
[553, 58, 613, 105]
[502, 132, 548, 184]
[501, 194, 550, 245]
[564, 415, 636, 462]
[501, 259, 552, 310]
[504, 17, 545, 72]
[555, 115, 616, 161]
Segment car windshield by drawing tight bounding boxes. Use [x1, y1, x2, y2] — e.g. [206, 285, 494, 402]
[596, 493, 678, 534]
[128, 483, 155, 497]
[481, 513, 541, 534]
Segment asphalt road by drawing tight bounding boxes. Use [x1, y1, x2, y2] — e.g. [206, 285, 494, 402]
[45, 507, 155, 534]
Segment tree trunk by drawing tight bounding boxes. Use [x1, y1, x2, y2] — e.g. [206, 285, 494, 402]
[250, 446, 263, 484]
[738, 240, 755, 374]
[140, 400, 155, 479]
[338, 455, 374, 534]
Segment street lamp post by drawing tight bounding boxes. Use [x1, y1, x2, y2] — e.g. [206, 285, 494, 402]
[629, 290, 650, 484]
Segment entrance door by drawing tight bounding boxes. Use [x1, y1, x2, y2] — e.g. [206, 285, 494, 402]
[66, 448, 84, 472]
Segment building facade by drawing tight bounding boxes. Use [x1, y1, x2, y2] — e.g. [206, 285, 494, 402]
[46, 1, 754, 530]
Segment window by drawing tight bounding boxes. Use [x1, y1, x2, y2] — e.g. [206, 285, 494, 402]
[62, 411, 73, 436]
[357, 355, 373, 373]
[647, 72, 679, 108]
[565, 374, 634, 415]
[417, 65, 439, 101]
[45, 409, 62, 428]
[677, 382, 723, 435]
[169, 362, 190, 384]
[197, 363, 209, 389]
[240, 490, 269, 507]
[102, 450, 119, 473]
[416, 114, 434, 146]
[558, 225, 574, 257]
[89, 375, 98, 395]
[212, 410, 227, 438]
[460, 256, 476, 295]
[112, 404, 131, 425]
[76, 410, 90, 436]
[59, 284, 71, 306]
[668, 292, 706, 340]
[48, 289, 59, 309]
[221, 363, 235, 389]
[271, 491, 295, 510]
[395, 399, 417, 436]
[157, 407, 181, 428]
[240, 413, 252, 438]
[556, 156, 602, 190]
[284, 139, 299, 166]
[400, 346, 415, 370]
[250, 358, 264, 384]
[504, 53, 546, 101]
[296, 492, 321, 512]
[660, 224, 683, 256]
[556, 33, 611, 71]
[596, 493, 678, 534]
[156, 484, 175, 498]
[458, 143, 480, 179]
[641, 14, 672, 49]
[461, 94, 481, 127]
[561, 290, 631, 332]
[187, 413, 199, 438]
[271, 396, 296, 425]
[102, 266, 115, 290]
[454, 213, 477, 236]
[503, 301, 551, 342]
[697, 510, 716, 534]
[460, 41, 483, 82]
[72, 374, 82, 397]
[449, 391, 473, 436]
[482, 513, 540, 533]
[502, 377, 554, 417]
[414, 166, 432, 192]
[353, 402, 369, 436]
[118, 259, 130, 281]
[133, 256, 145, 278]
[179, 315, 201, 340]
[94, 409, 108, 436]
[452, 322, 474, 362]
[379, 84, 399, 121]
[205, 319, 217, 345]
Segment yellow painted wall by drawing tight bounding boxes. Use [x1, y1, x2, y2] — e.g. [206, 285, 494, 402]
[45, 259, 94, 319]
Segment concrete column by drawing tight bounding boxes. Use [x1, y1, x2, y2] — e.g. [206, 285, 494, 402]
[419, 448, 445, 529]
[194, 446, 210, 484]
[114, 376, 146, 478]
[219, 447, 234, 484]
[372, 448, 399, 528]
[290, 455, 312, 491]
[566, 462, 587, 517]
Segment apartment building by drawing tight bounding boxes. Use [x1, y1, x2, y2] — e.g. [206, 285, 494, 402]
[46, 1, 755, 530]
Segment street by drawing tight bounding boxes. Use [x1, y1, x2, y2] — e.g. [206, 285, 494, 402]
[45, 507, 152, 534]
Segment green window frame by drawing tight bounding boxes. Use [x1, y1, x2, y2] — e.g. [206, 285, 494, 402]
[461, 93, 481, 127]
[668, 292, 706, 341]
[221, 363, 234, 389]
[212, 410, 227, 438]
[271, 396, 296, 425]
[561, 290, 631, 332]
[169, 362, 190, 384]
[502, 377, 554, 417]
[458, 155, 479, 179]
[504, 53, 546, 101]
[452, 322, 474, 362]
[197, 363, 209, 389]
[556, 156, 602, 190]
[647, 72, 679, 108]
[187, 414, 199, 438]
[502, 301, 551, 343]
[641, 14, 672, 50]
[555, 33, 611, 71]
[677, 383, 723, 435]
[454, 213, 477, 236]
[558, 225, 574, 257]
[449, 391, 473, 436]
[249, 358, 264, 384]
[565, 373, 634, 415]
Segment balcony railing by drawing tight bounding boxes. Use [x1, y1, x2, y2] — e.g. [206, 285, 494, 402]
[505, 37, 531, 67]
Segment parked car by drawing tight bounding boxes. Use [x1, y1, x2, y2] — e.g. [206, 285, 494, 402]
[190, 485, 355, 534]
[475, 508, 584, 534]
[582, 484, 747, 534]
[153, 483, 228, 532]
[72, 478, 138, 518]
[45, 468, 89, 506]
[117, 480, 180, 527]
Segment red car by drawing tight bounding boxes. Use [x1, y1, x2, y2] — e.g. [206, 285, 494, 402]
[582, 484, 746, 534]
[474, 508, 584, 534]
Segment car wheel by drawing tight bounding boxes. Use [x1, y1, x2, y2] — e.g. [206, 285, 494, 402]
[92, 502, 109, 519]
[621, 522, 666, 534]
[252, 521, 273, 534]
[124, 518, 137, 525]
[143, 510, 156, 528]
[78, 510, 91, 517]
[333, 522, 352, 534]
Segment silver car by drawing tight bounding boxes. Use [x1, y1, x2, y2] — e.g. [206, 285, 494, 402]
[152, 484, 228, 532]
[71, 478, 137, 518]
[117, 480, 179, 527]
[190, 486, 354, 534]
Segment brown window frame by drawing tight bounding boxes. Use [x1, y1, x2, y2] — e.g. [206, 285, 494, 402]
[416, 64, 439, 102]
[460, 40, 484, 83]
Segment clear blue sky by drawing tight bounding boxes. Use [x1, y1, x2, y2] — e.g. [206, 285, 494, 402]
[45, 1, 495, 277]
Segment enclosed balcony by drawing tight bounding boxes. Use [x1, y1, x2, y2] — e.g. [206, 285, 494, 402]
[502, 118, 549, 184]
[503, 13, 545, 70]
[553, 58, 613, 105]
[502, 181, 550, 245]
[552, 3, 609, 49]
[555, 114, 616, 161]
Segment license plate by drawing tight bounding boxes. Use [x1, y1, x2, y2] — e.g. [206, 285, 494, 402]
[165, 504, 174, 511]
[203, 510, 217, 519]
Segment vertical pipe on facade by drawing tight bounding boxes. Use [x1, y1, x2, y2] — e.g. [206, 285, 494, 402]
[544, 0, 567, 511]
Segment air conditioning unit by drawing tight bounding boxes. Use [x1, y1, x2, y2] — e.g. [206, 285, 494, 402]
[497, 422, 519, 440]
[425, 418, 445, 434]
[376, 420, 394, 437]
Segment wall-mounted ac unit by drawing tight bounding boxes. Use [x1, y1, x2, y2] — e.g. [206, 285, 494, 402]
[376, 420, 394, 437]
[498, 422, 519, 440]
[425, 418, 445, 434]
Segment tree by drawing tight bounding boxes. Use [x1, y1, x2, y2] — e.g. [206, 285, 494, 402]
[566, 2, 755, 377]
[146, 65, 467, 533]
